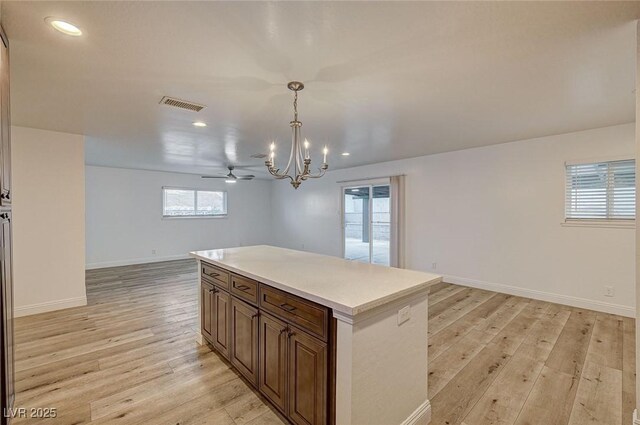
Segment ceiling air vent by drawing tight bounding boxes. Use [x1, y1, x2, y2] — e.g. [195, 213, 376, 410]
[159, 96, 206, 112]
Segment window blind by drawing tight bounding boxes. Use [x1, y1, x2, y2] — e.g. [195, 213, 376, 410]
[162, 188, 227, 217]
[565, 159, 635, 220]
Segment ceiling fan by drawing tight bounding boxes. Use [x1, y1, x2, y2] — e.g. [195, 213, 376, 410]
[201, 166, 255, 183]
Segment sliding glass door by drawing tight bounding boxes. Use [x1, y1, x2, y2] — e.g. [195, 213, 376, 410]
[343, 183, 391, 266]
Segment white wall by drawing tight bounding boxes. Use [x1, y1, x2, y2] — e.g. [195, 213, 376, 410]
[85, 166, 272, 268]
[271, 123, 636, 317]
[12, 126, 86, 316]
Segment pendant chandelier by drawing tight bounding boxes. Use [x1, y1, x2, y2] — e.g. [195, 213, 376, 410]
[265, 81, 328, 189]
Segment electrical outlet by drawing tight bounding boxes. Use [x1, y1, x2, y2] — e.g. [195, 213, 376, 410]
[604, 286, 615, 297]
[431, 262, 437, 270]
[398, 306, 411, 325]
[151, 249, 157, 255]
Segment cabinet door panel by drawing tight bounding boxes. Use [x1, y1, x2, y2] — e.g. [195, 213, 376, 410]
[212, 290, 230, 359]
[259, 312, 288, 413]
[200, 282, 214, 343]
[230, 297, 259, 386]
[288, 328, 327, 425]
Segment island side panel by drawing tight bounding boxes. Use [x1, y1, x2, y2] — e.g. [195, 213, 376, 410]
[195, 259, 204, 345]
[335, 291, 430, 425]
[335, 319, 354, 424]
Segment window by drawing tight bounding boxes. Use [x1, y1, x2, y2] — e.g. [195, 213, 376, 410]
[162, 188, 227, 218]
[565, 159, 635, 221]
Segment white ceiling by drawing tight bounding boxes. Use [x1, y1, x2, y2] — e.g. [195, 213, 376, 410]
[4, 1, 640, 176]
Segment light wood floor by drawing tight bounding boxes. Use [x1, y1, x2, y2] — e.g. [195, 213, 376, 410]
[12, 259, 635, 425]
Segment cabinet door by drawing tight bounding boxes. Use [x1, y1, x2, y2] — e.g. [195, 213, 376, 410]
[211, 289, 230, 359]
[288, 327, 327, 425]
[0, 30, 9, 205]
[0, 213, 12, 414]
[259, 312, 288, 413]
[200, 282, 214, 343]
[230, 297, 259, 386]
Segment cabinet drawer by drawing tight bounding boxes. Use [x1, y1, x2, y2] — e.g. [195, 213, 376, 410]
[231, 274, 258, 305]
[259, 285, 329, 341]
[201, 262, 229, 290]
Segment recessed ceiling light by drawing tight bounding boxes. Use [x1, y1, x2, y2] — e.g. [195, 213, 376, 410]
[341, 152, 350, 156]
[45, 17, 82, 36]
[193, 121, 207, 127]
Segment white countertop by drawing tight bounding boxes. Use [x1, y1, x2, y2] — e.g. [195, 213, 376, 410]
[190, 245, 441, 317]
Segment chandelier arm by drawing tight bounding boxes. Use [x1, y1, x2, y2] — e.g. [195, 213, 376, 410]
[281, 125, 296, 176]
[267, 166, 294, 181]
[302, 166, 328, 180]
[295, 126, 304, 177]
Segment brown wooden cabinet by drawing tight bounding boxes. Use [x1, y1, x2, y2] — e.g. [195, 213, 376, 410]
[259, 312, 288, 413]
[201, 263, 333, 425]
[211, 288, 230, 359]
[230, 297, 259, 386]
[200, 281, 214, 343]
[288, 326, 327, 425]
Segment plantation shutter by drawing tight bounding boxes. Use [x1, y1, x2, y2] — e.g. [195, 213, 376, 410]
[565, 159, 635, 220]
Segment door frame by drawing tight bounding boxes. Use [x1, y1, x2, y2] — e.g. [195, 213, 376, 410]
[340, 178, 390, 263]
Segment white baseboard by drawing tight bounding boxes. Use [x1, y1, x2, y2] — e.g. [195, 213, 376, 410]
[445, 275, 634, 318]
[14, 296, 87, 318]
[401, 400, 431, 425]
[85, 253, 190, 270]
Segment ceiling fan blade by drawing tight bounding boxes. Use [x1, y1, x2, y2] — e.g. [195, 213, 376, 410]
[236, 176, 255, 180]
[230, 164, 263, 170]
[201, 176, 227, 179]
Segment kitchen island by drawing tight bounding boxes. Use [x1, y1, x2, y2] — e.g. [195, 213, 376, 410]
[190, 245, 441, 425]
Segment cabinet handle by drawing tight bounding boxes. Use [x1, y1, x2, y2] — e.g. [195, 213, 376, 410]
[288, 330, 296, 338]
[279, 327, 288, 335]
[203, 269, 220, 278]
[0, 213, 7, 220]
[279, 303, 296, 312]
[235, 284, 250, 292]
[251, 312, 260, 319]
